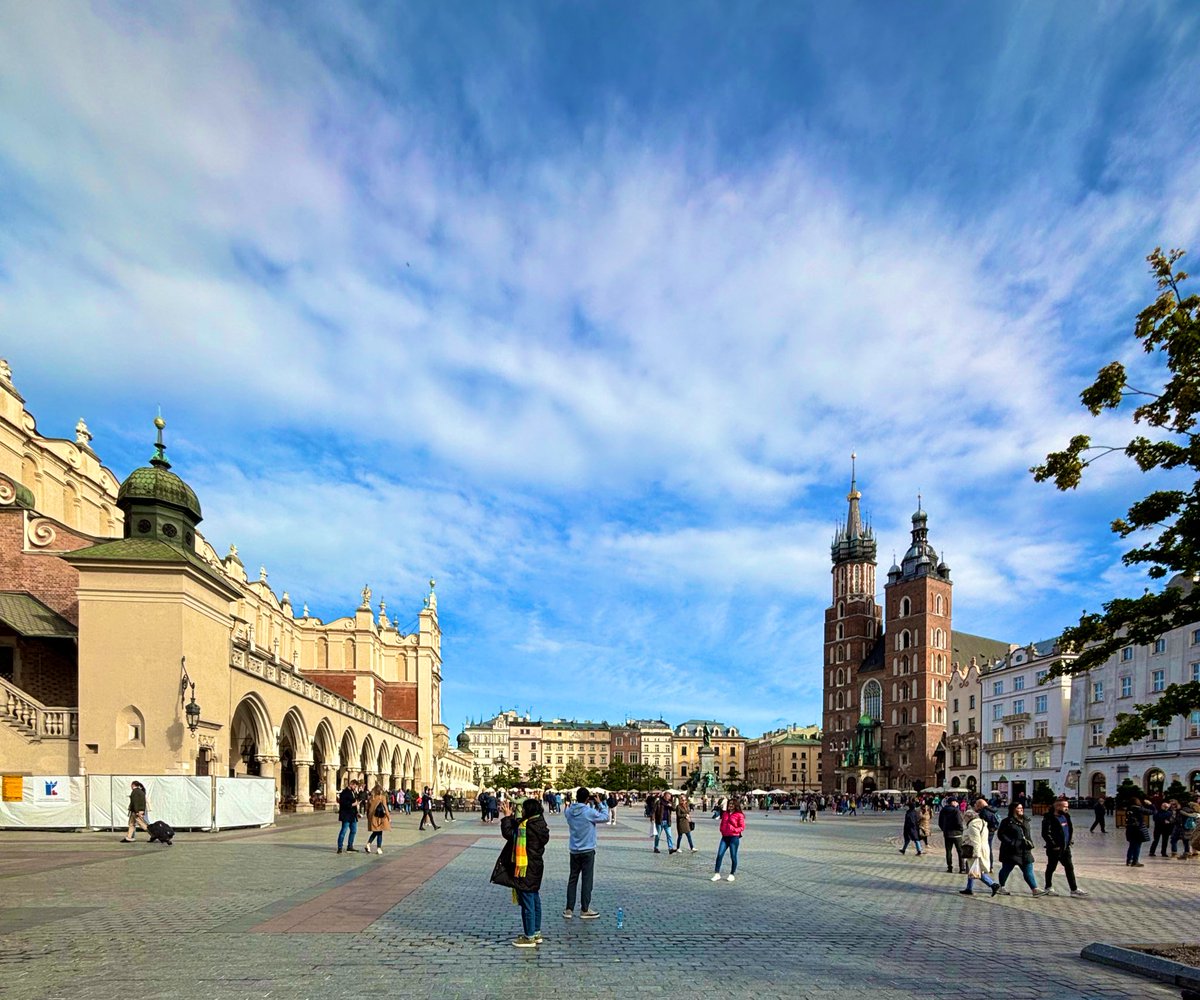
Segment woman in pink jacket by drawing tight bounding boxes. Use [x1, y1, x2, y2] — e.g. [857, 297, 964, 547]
[711, 797, 745, 882]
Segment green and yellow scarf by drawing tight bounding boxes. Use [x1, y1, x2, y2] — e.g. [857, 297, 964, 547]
[511, 818, 529, 904]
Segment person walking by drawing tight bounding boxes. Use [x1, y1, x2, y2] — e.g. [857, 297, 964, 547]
[491, 797, 550, 948]
[654, 792, 677, 854]
[938, 796, 965, 873]
[675, 794, 697, 852]
[336, 779, 359, 854]
[959, 807, 998, 896]
[1124, 795, 1153, 866]
[365, 784, 391, 855]
[443, 790, 456, 823]
[120, 780, 151, 843]
[419, 786, 440, 831]
[1041, 796, 1087, 896]
[711, 797, 745, 881]
[900, 801, 924, 855]
[563, 787, 609, 920]
[1089, 796, 1107, 834]
[975, 797, 1000, 856]
[606, 791, 618, 826]
[917, 798, 932, 852]
[996, 801, 1044, 896]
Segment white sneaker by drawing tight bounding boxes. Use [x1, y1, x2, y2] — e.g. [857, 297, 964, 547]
[1071, 888, 1089, 897]
[690, 848, 698, 853]
[727, 874, 735, 882]
[710, 873, 722, 881]
[562, 909, 573, 919]
[1043, 887, 1057, 896]
[376, 847, 383, 856]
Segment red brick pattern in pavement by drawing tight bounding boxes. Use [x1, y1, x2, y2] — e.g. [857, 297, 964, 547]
[251, 833, 483, 933]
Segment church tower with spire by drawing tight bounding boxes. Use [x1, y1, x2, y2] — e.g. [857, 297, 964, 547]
[881, 500, 953, 790]
[821, 456, 884, 795]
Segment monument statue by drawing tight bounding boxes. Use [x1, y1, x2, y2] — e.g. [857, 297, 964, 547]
[702, 723, 712, 747]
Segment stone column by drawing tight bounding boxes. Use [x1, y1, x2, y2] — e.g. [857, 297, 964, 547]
[294, 761, 313, 813]
[323, 765, 337, 807]
[256, 756, 281, 813]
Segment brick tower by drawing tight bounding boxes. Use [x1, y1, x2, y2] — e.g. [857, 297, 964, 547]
[882, 501, 952, 790]
[821, 457, 883, 794]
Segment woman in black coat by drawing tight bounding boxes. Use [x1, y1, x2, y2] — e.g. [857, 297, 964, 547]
[1124, 796, 1153, 866]
[996, 801, 1043, 895]
[900, 803, 924, 855]
[491, 798, 550, 947]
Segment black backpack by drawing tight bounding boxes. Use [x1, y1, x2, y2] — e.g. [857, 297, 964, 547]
[374, 801, 387, 819]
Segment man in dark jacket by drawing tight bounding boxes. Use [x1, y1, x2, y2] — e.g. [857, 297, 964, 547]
[419, 786, 440, 831]
[938, 797, 965, 873]
[336, 779, 359, 854]
[653, 793, 677, 854]
[975, 797, 1000, 854]
[900, 802, 924, 854]
[1090, 796, 1106, 833]
[1042, 796, 1087, 896]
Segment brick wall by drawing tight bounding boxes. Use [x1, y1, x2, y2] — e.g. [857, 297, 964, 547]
[14, 637, 77, 705]
[382, 682, 418, 734]
[0, 509, 95, 625]
[303, 670, 357, 703]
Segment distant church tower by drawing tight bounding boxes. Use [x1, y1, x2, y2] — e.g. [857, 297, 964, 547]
[821, 457, 883, 795]
[882, 501, 953, 790]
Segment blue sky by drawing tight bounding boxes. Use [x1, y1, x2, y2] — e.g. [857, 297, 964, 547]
[2, 3, 1199, 737]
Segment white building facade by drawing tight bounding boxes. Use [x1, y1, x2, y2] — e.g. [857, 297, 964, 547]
[1067, 609, 1200, 801]
[980, 641, 1075, 801]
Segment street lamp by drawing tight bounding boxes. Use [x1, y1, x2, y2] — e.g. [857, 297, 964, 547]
[180, 656, 201, 734]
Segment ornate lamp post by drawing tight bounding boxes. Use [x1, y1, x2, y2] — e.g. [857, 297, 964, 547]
[180, 656, 201, 734]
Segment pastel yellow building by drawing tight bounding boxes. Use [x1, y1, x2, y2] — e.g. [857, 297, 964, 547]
[0, 361, 470, 811]
[673, 719, 745, 786]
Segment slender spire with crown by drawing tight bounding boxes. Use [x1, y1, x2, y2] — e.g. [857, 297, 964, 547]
[831, 453, 876, 566]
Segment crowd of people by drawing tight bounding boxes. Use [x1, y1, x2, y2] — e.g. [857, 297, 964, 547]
[487, 786, 747, 947]
[324, 776, 1199, 947]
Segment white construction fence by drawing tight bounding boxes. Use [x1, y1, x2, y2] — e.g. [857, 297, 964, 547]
[0, 774, 275, 831]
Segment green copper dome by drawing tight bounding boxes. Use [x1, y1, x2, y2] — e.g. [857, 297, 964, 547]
[116, 416, 202, 522]
[118, 464, 202, 519]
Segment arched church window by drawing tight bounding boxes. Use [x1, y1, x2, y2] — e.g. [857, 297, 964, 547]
[935, 594, 945, 616]
[836, 691, 844, 710]
[900, 630, 911, 650]
[837, 601, 845, 619]
[836, 646, 844, 663]
[900, 708, 909, 725]
[836, 623, 844, 640]
[900, 596, 911, 618]
[862, 679, 882, 721]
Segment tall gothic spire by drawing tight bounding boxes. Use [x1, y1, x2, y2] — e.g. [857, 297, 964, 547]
[831, 454, 876, 566]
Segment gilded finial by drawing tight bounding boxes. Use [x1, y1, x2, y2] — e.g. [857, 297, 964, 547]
[150, 411, 170, 468]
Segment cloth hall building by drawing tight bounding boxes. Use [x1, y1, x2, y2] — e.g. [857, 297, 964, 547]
[0, 362, 471, 813]
[821, 467, 1009, 794]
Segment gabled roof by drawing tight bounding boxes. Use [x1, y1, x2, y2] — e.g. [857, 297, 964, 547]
[0, 592, 76, 638]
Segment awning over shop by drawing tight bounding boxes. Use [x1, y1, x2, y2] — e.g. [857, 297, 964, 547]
[0, 592, 77, 638]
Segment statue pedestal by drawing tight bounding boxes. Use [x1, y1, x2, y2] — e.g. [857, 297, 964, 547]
[698, 746, 725, 796]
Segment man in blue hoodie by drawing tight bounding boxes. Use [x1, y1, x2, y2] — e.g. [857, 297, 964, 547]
[563, 787, 609, 920]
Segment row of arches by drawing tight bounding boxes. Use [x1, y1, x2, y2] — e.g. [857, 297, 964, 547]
[228, 694, 425, 803]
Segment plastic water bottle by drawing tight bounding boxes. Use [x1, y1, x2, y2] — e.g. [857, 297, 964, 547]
[616, 907, 624, 929]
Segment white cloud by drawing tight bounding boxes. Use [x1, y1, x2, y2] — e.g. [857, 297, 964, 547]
[2, 4, 1198, 734]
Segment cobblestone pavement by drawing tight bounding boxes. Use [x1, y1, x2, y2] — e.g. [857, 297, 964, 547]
[0, 809, 1195, 999]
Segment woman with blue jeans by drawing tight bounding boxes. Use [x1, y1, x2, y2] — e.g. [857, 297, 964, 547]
[711, 797, 745, 882]
[491, 797, 550, 948]
[996, 802, 1044, 896]
[1124, 797, 1152, 866]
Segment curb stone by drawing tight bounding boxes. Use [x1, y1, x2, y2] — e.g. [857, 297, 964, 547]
[1081, 943, 1200, 991]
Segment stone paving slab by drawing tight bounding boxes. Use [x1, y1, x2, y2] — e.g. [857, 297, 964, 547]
[0, 811, 1193, 999]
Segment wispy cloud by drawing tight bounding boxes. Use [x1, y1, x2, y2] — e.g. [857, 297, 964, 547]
[2, 3, 1198, 734]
